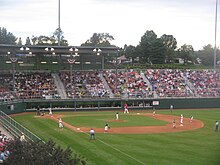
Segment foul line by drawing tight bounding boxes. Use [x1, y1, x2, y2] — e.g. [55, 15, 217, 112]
[79, 129, 146, 165]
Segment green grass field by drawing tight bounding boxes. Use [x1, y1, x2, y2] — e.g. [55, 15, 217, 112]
[12, 109, 220, 165]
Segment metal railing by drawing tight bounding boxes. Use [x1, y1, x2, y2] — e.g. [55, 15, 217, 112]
[0, 110, 42, 142]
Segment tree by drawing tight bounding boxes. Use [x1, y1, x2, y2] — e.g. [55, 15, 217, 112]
[160, 34, 177, 63]
[124, 45, 137, 62]
[81, 33, 114, 46]
[138, 30, 157, 63]
[0, 27, 17, 44]
[4, 139, 87, 165]
[196, 44, 220, 66]
[177, 44, 194, 64]
[31, 29, 68, 46]
[150, 38, 166, 64]
[17, 37, 22, 45]
[52, 28, 68, 46]
[31, 35, 51, 45]
[25, 37, 32, 45]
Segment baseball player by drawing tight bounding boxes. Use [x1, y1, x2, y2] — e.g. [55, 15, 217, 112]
[215, 121, 219, 132]
[180, 114, 183, 126]
[153, 110, 156, 116]
[170, 105, 173, 113]
[48, 107, 53, 117]
[172, 119, 176, 128]
[190, 116, 193, 123]
[124, 103, 129, 114]
[89, 128, 96, 140]
[59, 118, 63, 128]
[104, 122, 110, 133]
[116, 112, 119, 120]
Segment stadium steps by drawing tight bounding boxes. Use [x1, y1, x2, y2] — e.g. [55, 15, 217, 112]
[140, 71, 159, 98]
[99, 73, 114, 98]
[52, 73, 68, 99]
[184, 77, 198, 97]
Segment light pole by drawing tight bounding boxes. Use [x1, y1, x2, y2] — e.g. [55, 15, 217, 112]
[68, 48, 79, 98]
[93, 48, 102, 69]
[58, 0, 61, 46]
[45, 47, 55, 70]
[115, 48, 121, 97]
[9, 52, 17, 92]
[214, 0, 218, 69]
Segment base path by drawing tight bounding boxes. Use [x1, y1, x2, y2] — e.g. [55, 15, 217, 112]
[45, 113, 204, 134]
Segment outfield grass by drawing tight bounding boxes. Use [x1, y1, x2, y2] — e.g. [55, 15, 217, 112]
[13, 109, 220, 165]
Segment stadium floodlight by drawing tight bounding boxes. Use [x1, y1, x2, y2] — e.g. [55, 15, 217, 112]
[45, 47, 55, 52]
[69, 47, 79, 57]
[69, 47, 78, 52]
[20, 46, 30, 51]
[93, 48, 102, 55]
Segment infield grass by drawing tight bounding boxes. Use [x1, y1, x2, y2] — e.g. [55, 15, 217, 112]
[12, 109, 220, 165]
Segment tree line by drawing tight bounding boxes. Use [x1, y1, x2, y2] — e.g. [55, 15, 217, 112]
[0, 26, 219, 66]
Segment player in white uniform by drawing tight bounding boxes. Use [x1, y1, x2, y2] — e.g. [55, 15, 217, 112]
[59, 118, 63, 128]
[180, 114, 183, 126]
[153, 110, 156, 116]
[190, 116, 193, 123]
[104, 123, 110, 133]
[89, 128, 95, 140]
[116, 112, 119, 120]
[172, 119, 176, 128]
[48, 107, 53, 117]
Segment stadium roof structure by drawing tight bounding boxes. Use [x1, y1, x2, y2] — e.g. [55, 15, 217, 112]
[0, 44, 119, 55]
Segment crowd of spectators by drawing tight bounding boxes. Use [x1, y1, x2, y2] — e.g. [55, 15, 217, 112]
[145, 69, 193, 97]
[0, 69, 219, 99]
[60, 71, 109, 98]
[0, 73, 60, 99]
[103, 69, 153, 98]
[13, 72, 59, 99]
[0, 131, 11, 163]
[0, 74, 15, 101]
[185, 69, 220, 97]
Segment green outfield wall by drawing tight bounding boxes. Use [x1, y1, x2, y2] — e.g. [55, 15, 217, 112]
[1, 97, 220, 115]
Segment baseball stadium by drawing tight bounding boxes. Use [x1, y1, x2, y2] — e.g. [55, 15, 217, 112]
[0, 43, 219, 165]
[1, 1, 220, 163]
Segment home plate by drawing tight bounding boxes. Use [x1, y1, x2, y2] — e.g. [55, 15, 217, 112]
[77, 128, 80, 130]
[137, 113, 140, 115]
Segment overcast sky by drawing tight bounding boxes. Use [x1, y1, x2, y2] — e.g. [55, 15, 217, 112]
[0, 0, 218, 50]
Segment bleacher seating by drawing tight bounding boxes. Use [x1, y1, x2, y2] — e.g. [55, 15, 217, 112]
[0, 69, 219, 99]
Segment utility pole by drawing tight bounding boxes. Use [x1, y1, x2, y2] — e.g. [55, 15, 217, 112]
[214, 0, 218, 69]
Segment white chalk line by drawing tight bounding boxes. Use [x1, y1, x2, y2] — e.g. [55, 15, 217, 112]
[79, 129, 146, 165]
